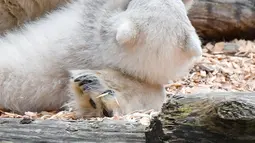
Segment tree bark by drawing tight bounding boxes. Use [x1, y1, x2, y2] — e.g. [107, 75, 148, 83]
[0, 118, 146, 142]
[0, 0, 70, 34]
[145, 92, 255, 143]
[189, 0, 255, 42]
[1, 92, 255, 142]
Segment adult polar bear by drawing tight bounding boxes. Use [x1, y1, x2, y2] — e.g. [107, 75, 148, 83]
[0, 0, 202, 118]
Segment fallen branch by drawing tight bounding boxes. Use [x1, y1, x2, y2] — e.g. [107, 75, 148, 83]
[1, 92, 255, 142]
[0, 0, 70, 34]
[146, 92, 255, 143]
[0, 118, 146, 142]
[189, 0, 255, 41]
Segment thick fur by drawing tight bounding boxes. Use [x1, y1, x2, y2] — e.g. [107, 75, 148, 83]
[68, 69, 166, 117]
[0, 0, 202, 117]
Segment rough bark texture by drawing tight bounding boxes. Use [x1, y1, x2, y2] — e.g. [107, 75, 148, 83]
[0, 0, 70, 34]
[0, 118, 146, 142]
[1, 92, 255, 142]
[145, 92, 255, 143]
[189, 0, 255, 42]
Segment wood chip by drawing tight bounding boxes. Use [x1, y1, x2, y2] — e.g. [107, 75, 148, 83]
[0, 39, 254, 122]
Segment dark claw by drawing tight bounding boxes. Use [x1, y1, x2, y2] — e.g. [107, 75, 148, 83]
[74, 78, 80, 82]
[103, 108, 113, 117]
[74, 75, 88, 82]
[89, 98, 97, 109]
[101, 90, 115, 96]
[79, 79, 94, 86]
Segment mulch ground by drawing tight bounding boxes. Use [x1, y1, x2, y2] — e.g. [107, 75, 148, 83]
[1, 39, 254, 126]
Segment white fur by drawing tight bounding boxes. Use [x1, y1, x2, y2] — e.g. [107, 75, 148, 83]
[182, 0, 195, 11]
[0, 0, 202, 114]
[104, 0, 202, 84]
[116, 18, 138, 47]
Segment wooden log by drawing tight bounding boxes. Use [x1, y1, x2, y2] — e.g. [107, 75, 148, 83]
[0, 0, 70, 34]
[1, 92, 255, 142]
[145, 92, 255, 143]
[0, 118, 146, 142]
[189, 0, 255, 42]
